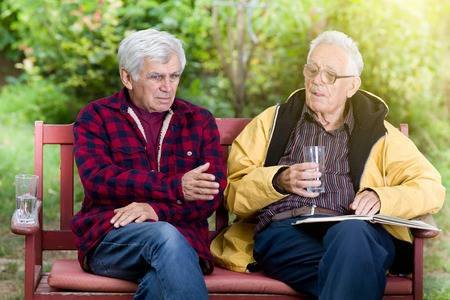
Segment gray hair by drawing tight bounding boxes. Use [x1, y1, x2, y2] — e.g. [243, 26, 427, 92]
[118, 28, 186, 80]
[307, 30, 363, 76]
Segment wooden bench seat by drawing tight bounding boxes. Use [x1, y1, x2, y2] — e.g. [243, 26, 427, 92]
[46, 259, 412, 297]
[11, 119, 437, 299]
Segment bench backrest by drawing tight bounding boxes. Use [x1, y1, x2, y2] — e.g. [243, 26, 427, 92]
[34, 118, 251, 251]
[34, 119, 408, 251]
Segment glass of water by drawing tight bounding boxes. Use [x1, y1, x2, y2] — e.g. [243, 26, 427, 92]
[303, 146, 325, 193]
[15, 174, 39, 224]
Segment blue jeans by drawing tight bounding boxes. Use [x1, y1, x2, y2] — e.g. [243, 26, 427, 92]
[88, 222, 208, 300]
[254, 218, 395, 300]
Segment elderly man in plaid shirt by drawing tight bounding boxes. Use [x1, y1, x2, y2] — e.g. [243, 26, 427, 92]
[71, 28, 226, 300]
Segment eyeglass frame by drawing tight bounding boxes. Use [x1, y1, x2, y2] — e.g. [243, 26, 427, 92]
[303, 63, 356, 85]
[145, 71, 182, 83]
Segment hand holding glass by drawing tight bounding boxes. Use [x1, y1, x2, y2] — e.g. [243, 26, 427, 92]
[303, 146, 325, 193]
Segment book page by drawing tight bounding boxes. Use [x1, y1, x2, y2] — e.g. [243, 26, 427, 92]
[292, 215, 372, 225]
[292, 214, 440, 231]
[373, 215, 440, 231]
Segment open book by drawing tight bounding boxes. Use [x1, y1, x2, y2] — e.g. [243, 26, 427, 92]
[292, 214, 440, 231]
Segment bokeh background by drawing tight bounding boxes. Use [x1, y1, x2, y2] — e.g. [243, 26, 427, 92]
[0, 0, 448, 299]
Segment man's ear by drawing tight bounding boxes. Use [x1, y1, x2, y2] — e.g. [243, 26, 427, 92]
[346, 76, 361, 98]
[120, 68, 133, 90]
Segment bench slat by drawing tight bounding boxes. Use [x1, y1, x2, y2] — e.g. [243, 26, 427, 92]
[216, 118, 251, 145]
[42, 124, 74, 144]
[42, 230, 77, 250]
[60, 144, 74, 230]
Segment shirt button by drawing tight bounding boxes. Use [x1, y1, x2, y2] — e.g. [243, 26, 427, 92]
[177, 200, 183, 205]
[186, 151, 193, 156]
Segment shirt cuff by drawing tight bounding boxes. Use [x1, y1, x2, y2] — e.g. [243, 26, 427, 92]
[272, 166, 289, 194]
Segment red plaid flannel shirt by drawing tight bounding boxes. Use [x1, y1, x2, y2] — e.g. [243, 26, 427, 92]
[71, 88, 226, 269]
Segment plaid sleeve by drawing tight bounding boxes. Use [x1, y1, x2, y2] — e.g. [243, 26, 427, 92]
[74, 107, 184, 204]
[151, 112, 227, 223]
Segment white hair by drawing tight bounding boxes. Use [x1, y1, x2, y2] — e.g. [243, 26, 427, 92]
[117, 28, 186, 80]
[307, 30, 363, 76]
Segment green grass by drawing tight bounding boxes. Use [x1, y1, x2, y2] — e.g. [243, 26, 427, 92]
[424, 202, 450, 299]
[0, 123, 448, 299]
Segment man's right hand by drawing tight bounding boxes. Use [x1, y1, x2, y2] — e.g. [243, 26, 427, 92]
[110, 202, 158, 228]
[182, 162, 220, 201]
[275, 163, 321, 197]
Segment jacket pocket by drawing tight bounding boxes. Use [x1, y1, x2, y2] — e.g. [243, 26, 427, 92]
[111, 146, 149, 169]
[173, 149, 199, 172]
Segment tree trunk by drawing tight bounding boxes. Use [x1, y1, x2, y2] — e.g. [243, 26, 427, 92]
[212, 0, 259, 117]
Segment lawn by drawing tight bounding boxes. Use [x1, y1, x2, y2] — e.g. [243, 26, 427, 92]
[0, 123, 448, 299]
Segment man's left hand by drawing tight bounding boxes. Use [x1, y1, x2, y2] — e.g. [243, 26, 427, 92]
[182, 162, 220, 201]
[349, 190, 381, 216]
[110, 202, 159, 228]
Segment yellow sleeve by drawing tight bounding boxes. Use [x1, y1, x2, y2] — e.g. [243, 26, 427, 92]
[225, 106, 287, 218]
[371, 122, 445, 219]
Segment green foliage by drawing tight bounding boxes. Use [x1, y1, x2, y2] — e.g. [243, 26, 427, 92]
[323, 0, 449, 151]
[0, 0, 20, 60]
[0, 123, 34, 253]
[1, 0, 220, 111]
[3, 0, 125, 102]
[1, 0, 449, 122]
[0, 77, 74, 124]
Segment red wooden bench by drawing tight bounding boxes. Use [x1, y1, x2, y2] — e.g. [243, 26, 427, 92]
[11, 119, 438, 299]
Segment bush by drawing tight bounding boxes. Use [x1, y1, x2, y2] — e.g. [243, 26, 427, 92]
[1, 0, 449, 153]
[0, 77, 75, 124]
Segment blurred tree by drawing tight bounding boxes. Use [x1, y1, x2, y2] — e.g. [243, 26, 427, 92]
[0, 0, 448, 139]
[322, 0, 449, 169]
[211, 0, 261, 116]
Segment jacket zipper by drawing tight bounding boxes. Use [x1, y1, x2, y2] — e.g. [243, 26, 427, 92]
[157, 110, 174, 171]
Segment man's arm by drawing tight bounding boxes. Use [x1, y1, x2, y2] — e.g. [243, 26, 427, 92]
[109, 164, 222, 227]
[358, 123, 445, 219]
[152, 114, 226, 224]
[225, 107, 288, 218]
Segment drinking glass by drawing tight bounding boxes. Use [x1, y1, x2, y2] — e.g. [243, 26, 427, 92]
[15, 174, 38, 224]
[303, 146, 325, 193]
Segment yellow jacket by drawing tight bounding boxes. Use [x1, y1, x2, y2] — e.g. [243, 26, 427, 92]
[211, 89, 445, 272]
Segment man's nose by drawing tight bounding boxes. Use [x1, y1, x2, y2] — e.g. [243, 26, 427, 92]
[311, 71, 324, 85]
[159, 77, 171, 91]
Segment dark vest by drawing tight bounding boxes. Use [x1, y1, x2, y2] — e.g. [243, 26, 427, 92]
[264, 89, 387, 192]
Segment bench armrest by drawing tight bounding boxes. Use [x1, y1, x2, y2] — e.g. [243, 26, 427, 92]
[10, 200, 41, 235]
[411, 214, 440, 239]
[411, 228, 440, 239]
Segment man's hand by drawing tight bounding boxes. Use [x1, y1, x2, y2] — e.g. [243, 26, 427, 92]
[182, 162, 220, 201]
[275, 163, 322, 198]
[349, 190, 381, 215]
[110, 202, 158, 228]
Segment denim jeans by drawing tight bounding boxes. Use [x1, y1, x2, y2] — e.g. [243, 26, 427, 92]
[88, 222, 208, 300]
[254, 218, 395, 300]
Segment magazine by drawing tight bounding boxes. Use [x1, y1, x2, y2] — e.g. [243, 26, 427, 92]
[291, 214, 440, 231]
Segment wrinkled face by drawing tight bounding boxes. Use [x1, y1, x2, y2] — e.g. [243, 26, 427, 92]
[123, 55, 182, 112]
[305, 43, 357, 117]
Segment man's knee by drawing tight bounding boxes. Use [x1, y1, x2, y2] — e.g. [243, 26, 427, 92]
[327, 220, 375, 241]
[323, 220, 394, 264]
[144, 222, 191, 252]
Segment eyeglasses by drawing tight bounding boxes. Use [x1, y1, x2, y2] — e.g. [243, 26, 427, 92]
[146, 72, 181, 83]
[303, 63, 355, 85]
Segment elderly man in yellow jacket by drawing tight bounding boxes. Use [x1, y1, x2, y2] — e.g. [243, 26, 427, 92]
[211, 30, 445, 300]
